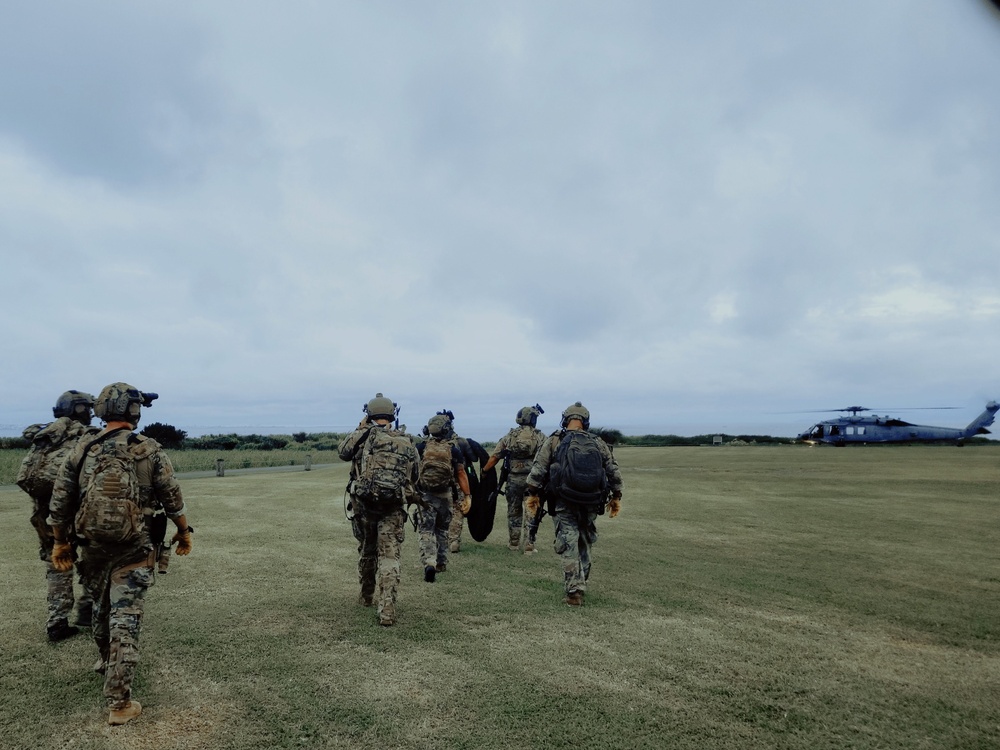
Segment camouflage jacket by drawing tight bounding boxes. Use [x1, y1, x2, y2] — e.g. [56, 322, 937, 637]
[489, 425, 546, 474]
[49, 427, 186, 545]
[526, 428, 623, 496]
[338, 421, 420, 491]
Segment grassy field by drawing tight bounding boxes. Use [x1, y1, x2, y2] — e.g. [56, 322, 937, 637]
[0, 448, 338, 485]
[1, 445, 998, 749]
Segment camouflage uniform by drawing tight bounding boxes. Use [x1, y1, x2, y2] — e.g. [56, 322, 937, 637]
[49, 427, 185, 710]
[339, 422, 419, 625]
[526, 430, 623, 597]
[445, 434, 481, 551]
[17, 417, 98, 635]
[415, 438, 465, 571]
[488, 425, 546, 547]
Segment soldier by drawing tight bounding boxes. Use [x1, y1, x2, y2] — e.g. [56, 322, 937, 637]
[481, 405, 546, 552]
[17, 390, 99, 641]
[525, 402, 623, 606]
[434, 410, 487, 553]
[49, 383, 192, 726]
[415, 414, 472, 581]
[338, 393, 420, 626]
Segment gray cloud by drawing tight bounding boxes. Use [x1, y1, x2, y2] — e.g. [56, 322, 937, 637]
[2, 1, 999, 440]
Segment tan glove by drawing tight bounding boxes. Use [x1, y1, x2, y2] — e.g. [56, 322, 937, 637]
[460, 494, 472, 515]
[172, 527, 193, 555]
[525, 495, 541, 517]
[52, 541, 74, 572]
[608, 497, 621, 518]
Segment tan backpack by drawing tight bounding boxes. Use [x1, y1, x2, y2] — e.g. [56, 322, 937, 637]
[418, 438, 453, 492]
[74, 430, 144, 545]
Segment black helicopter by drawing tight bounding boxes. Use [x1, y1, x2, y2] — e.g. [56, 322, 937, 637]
[797, 401, 999, 446]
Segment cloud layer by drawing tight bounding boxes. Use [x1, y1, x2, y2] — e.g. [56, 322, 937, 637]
[3, 1, 999, 440]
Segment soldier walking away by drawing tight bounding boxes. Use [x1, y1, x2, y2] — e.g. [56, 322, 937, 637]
[338, 393, 420, 626]
[433, 410, 487, 553]
[415, 414, 472, 582]
[48, 383, 193, 726]
[17, 390, 99, 641]
[525, 402, 623, 606]
[481, 405, 546, 552]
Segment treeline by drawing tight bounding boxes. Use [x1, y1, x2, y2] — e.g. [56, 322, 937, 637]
[590, 428, 795, 447]
[0, 423, 795, 452]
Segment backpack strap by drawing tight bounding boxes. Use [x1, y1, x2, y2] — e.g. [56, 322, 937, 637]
[73, 427, 131, 484]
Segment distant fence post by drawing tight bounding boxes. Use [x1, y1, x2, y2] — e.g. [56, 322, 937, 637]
[305, 454, 312, 471]
[215, 458, 225, 477]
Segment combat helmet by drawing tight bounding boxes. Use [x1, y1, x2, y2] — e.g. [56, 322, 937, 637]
[93, 382, 158, 424]
[515, 404, 544, 427]
[364, 393, 398, 421]
[426, 414, 452, 437]
[561, 402, 590, 430]
[434, 409, 456, 438]
[53, 390, 96, 422]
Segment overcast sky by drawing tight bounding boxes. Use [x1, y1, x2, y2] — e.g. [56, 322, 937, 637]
[3, 1, 999, 440]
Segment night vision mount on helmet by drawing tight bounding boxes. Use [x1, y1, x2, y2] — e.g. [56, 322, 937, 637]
[93, 382, 158, 422]
[426, 414, 452, 437]
[53, 390, 96, 420]
[516, 404, 545, 427]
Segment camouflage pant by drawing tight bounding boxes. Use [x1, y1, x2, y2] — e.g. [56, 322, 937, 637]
[506, 474, 529, 545]
[552, 501, 599, 595]
[417, 492, 452, 568]
[447, 493, 465, 547]
[78, 547, 155, 709]
[351, 504, 406, 622]
[42, 552, 93, 629]
[36, 513, 92, 629]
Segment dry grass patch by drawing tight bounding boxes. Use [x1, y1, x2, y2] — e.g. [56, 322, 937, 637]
[1, 447, 998, 749]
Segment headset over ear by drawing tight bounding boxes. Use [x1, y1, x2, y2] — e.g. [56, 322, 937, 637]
[560, 402, 590, 430]
[93, 383, 157, 422]
[363, 393, 398, 421]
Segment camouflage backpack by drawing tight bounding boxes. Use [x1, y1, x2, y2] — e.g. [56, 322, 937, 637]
[419, 438, 453, 492]
[548, 430, 608, 507]
[17, 420, 95, 500]
[74, 430, 144, 545]
[508, 426, 540, 460]
[354, 426, 414, 510]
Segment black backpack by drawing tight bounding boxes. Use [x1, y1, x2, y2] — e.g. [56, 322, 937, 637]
[548, 431, 608, 506]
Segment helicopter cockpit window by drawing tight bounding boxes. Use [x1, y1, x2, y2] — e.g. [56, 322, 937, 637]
[829, 425, 840, 436]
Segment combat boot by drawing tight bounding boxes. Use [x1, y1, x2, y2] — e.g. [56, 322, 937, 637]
[449, 541, 460, 553]
[108, 700, 142, 726]
[564, 591, 584, 607]
[435, 562, 446, 573]
[424, 566, 436, 583]
[75, 602, 93, 628]
[523, 541, 535, 553]
[47, 620, 79, 642]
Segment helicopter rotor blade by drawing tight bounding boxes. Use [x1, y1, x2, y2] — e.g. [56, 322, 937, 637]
[779, 405, 960, 415]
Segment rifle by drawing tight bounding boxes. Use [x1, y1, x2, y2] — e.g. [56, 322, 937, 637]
[149, 510, 171, 574]
[496, 451, 510, 501]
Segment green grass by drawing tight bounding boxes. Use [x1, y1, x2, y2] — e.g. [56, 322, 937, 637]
[0, 448, 336, 484]
[1, 446, 998, 749]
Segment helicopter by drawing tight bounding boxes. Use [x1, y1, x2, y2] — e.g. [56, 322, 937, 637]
[797, 401, 999, 446]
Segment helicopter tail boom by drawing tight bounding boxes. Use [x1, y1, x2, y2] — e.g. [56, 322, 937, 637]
[963, 401, 999, 438]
